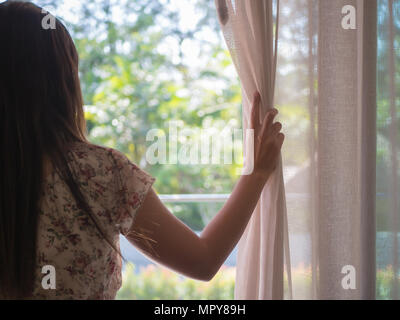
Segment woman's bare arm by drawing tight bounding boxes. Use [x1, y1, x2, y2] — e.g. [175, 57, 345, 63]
[125, 92, 284, 281]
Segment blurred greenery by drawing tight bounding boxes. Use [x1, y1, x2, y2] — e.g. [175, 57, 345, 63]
[117, 263, 235, 300]
[117, 263, 399, 300]
[35, 0, 243, 230]
[376, 0, 400, 232]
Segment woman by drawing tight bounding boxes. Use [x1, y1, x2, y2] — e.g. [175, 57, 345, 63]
[0, 1, 284, 299]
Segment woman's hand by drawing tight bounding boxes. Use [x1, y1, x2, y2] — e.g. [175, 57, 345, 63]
[250, 91, 284, 181]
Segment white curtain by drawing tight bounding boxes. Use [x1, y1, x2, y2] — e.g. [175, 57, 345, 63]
[215, 0, 291, 300]
[315, 0, 377, 299]
[216, 0, 400, 300]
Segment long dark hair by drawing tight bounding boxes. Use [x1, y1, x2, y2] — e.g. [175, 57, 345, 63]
[0, 1, 120, 299]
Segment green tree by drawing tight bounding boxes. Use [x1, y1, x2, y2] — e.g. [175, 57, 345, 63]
[36, 0, 242, 229]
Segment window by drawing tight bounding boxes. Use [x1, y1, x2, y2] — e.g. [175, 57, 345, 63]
[35, 0, 242, 299]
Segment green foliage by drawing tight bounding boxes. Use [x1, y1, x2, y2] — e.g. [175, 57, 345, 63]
[35, 0, 242, 230]
[116, 263, 235, 300]
[117, 263, 399, 300]
[376, 265, 400, 299]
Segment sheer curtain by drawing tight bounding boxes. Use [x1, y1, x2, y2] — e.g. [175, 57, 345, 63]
[215, 0, 290, 300]
[216, 0, 399, 300]
[315, 0, 377, 299]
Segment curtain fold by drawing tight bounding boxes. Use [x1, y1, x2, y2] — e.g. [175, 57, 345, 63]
[215, 0, 290, 300]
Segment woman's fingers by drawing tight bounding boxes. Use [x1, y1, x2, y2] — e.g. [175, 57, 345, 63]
[276, 132, 285, 147]
[260, 108, 278, 138]
[272, 121, 282, 135]
[250, 102, 284, 177]
[266, 108, 278, 129]
[250, 95, 282, 149]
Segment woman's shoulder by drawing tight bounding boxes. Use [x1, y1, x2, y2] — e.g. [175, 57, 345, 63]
[68, 140, 114, 156]
[63, 141, 155, 235]
[67, 141, 128, 166]
[64, 141, 136, 182]
[65, 140, 154, 182]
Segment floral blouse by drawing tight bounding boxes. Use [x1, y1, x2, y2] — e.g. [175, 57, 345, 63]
[32, 142, 155, 299]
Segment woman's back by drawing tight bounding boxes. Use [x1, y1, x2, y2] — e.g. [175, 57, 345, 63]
[33, 142, 154, 299]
